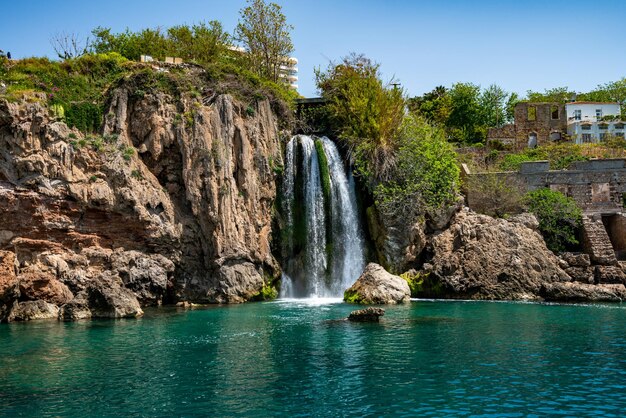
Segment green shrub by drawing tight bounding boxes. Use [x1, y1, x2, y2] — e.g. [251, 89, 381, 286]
[122, 146, 135, 161]
[525, 188, 582, 253]
[374, 115, 459, 217]
[343, 288, 365, 304]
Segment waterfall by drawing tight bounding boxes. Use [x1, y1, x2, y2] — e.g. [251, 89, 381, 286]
[281, 135, 366, 298]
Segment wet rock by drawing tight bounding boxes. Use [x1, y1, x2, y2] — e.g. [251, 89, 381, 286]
[8, 300, 59, 321]
[344, 263, 411, 304]
[58, 297, 92, 321]
[82, 275, 143, 319]
[111, 250, 175, 305]
[540, 282, 626, 302]
[18, 271, 73, 305]
[348, 307, 385, 322]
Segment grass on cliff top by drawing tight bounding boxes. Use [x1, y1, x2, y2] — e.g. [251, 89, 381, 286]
[0, 53, 298, 132]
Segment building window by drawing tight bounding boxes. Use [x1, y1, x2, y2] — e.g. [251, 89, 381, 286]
[551, 105, 559, 120]
[600, 133, 607, 141]
[615, 132, 625, 139]
[574, 109, 582, 120]
[596, 109, 603, 120]
[527, 106, 536, 121]
[582, 133, 592, 142]
[615, 123, 625, 130]
[599, 123, 609, 130]
[581, 124, 591, 130]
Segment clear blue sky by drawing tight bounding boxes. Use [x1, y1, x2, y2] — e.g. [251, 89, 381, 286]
[2, 0, 625, 98]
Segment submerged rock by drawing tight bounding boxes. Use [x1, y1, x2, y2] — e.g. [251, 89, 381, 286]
[344, 263, 411, 304]
[348, 307, 385, 322]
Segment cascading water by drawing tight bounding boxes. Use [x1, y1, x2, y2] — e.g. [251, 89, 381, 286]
[281, 135, 366, 298]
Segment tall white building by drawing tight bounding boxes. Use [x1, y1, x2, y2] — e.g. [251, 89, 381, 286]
[278, 57, 298, 90]
[566, 102, 624, 143]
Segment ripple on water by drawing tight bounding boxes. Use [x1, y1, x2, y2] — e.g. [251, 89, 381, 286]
[2, 300, 626, 416]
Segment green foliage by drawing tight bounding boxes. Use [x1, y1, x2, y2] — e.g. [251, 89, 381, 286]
[466, 174, 525, 218]
[252, 279, 278, 301]
[315, 53, 405, 181]
[374, 115, 460, 216]
[65, 102, 102, 132]
[122, 146, 135, 161]
[498, 143, 588, 171]
[236, 0, 294, 83]
[409, 83, 517, 145]
[343, 288, 365, 304]
[525, 188, 582, 253]
[526, 87, 575, 104]
[131, 169, 143, 180]
[0, 53, 128, 132]
[91, 21, 230, 65]
[400, 271, 429, 297]
[314, 139, 331, 206]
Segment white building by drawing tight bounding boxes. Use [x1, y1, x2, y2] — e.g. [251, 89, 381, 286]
[278, 56, 298, 90]
[566, 102, 624, 143]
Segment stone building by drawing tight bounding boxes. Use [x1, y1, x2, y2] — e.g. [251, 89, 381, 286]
[488, 102, 567, 148]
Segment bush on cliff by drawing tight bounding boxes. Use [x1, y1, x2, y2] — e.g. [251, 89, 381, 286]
[374, 115, 459, 217]
[525, 188, 582, 253]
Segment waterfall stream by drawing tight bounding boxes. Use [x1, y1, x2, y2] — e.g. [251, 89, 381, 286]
[281, 135, 366, 298]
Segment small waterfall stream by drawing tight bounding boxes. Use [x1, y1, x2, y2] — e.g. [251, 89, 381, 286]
[281, 135, 366, 298]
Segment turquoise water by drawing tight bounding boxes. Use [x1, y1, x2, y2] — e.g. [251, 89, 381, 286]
[2, 299, 626, 417]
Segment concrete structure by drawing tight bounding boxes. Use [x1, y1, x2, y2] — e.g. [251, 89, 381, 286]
[278, 57, 298, 90]
[565, 102, 624, 144]
[227, 45, 298, 91]
[487, 102, 567, 148]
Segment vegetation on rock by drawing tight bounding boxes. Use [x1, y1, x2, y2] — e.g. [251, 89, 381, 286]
[525, 189, 582, 253]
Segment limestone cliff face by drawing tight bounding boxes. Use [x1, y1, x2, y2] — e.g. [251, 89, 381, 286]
[0, 81, 284, 320]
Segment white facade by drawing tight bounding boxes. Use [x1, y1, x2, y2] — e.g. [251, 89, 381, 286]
[566, 102, 624, 144]
[278, 56, 298, 90]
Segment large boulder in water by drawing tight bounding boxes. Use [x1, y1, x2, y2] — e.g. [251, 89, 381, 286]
[344, 263, 411, 304]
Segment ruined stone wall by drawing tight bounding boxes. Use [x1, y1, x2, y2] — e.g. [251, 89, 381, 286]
[464, 159, 626, 213]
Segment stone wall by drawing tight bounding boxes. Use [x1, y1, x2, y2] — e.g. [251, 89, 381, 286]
[487, 102, 567, 149]
[464, 159, 626, 213]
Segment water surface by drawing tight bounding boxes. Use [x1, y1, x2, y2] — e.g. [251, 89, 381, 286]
[2, 299, 626, 417]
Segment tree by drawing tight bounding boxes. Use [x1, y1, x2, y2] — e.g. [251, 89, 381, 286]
[447, 82, 483, 143]
[479, 84, 508, 128]
[315, 53, 405, 182]
[525, 188, 582, 253]
[526, 87, 575, 104]
[407, 85, 451, 128]
[50, 32, 90, 60]
[375, 114, 459, 217]
[236, 0, 294, 83]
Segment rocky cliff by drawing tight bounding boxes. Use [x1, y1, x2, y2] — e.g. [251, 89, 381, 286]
[412, 209, 626, 302]
[0, 72, 285, 321]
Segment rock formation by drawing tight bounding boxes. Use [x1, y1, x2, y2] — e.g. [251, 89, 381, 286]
[344, 263, 411, 304]
[347, 307, 385, 322]
[415, 208, 626, 301]
[0, 70, 284, 321]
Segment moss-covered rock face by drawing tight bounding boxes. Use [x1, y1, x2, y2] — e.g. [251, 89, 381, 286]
[343, 263, 410, 304]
